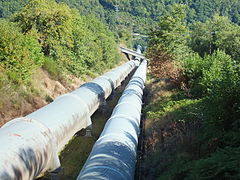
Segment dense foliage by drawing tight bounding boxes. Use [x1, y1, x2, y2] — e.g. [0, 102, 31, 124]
[0, 0, 27, 18]
[0, 0, 119, 85]
[146, 3, 240, 179]
[147, 4, 189, 85]
[1, 0, 240, 48]
[0, 19, 44, 84]
[1, 0, 240, 24]
[190, 15, 240, 60]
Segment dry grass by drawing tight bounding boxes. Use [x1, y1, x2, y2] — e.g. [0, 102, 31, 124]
[147, 46, 186, 89]
[141, 77, 202, 180]
[0, 68, 85, 127]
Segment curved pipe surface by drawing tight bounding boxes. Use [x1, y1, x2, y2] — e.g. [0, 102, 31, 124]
[0, 60, 137, 179]
[77, 59, 147, 180]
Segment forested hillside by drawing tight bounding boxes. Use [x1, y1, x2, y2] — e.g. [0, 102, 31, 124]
[1, 0, 240, 36]
[144, 4, 240, 179]
[0, 0, 119, 125]
[1, 0, 240, 48]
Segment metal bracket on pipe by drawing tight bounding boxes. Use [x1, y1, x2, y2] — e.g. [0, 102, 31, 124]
[50, 167, 64, 180]
[108, 89, 116, 100]
[99, 99, 108, 114]
[85, 124, 92, 137]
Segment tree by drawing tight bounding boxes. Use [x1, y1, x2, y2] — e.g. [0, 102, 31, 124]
[149, 4, 189, 59]
[12, 0, 119, 76]
[190, 14, 240, 60]
[147, 4, 189, 85]
[0, 19, 44, 83]
[0, 0, 28, 18]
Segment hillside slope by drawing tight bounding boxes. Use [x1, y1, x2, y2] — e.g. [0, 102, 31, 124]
[142, 4, 240, 179]
[0, 0, 121, 125]
[1, 0, 240, 33]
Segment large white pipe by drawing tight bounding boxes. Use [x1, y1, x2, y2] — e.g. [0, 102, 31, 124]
[0, 60, 137, 180]
[77, 59, 147, 180]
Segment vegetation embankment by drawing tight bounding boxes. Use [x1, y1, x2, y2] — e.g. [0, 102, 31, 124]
[0, 0, 122, 126]
[1, 0, 240, 48]
[143, 4, 240, 179]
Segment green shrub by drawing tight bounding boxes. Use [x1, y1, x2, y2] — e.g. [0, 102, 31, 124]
[182, 50, 238, 98]
[158, 147, 240, 180]
[0, 19, 44, 84]
[12, 0, 119, 77]
[187, 147, 240, 180]
[42, 57, 63, 80]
